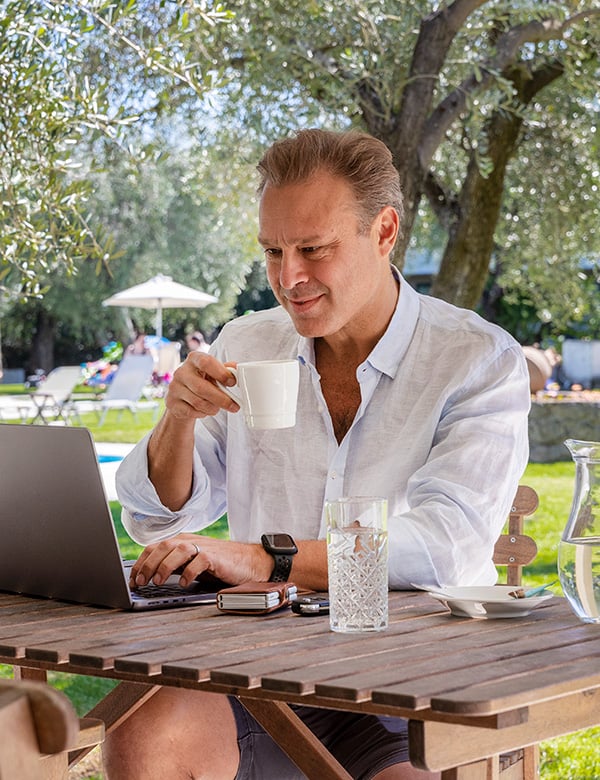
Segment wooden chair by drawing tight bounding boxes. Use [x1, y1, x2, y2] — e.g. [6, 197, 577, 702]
[441, 485, 540, 780]
[493, 485, 539, 587]
[0, 677, 104, 780]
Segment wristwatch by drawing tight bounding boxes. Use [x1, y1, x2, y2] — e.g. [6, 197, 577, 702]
[261, 533, 298, 582]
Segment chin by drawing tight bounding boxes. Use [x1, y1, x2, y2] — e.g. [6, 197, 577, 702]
[282, 301, 337, 338]
[290, 320, 322, 338]
[290, 317, 338, 340]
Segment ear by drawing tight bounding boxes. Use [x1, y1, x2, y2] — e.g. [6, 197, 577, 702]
[373, 206, 399, 257]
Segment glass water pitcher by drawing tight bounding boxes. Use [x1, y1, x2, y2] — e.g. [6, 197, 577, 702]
[557, 439, 600, 624]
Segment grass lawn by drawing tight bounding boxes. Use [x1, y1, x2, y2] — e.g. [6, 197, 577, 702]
[0, 394, 597, 778]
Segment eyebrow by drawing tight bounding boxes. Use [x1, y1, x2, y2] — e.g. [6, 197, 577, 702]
[257, 234, 327, 247]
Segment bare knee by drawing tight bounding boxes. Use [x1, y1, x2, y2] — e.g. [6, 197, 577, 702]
[103, 688, 239, 780]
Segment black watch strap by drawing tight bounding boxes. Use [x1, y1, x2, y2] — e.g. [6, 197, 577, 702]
[261, 534, 298, 583]
[269, 553, 294, 583]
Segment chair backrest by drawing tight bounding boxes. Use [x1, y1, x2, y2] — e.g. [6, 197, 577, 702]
[0, 678, 79, 779]
[33, 366, 82, 403]
[492, 485, 539, 586]
[103, 353, 155, 402]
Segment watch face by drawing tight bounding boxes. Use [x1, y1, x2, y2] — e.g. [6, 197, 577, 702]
[263, 533, 298, 555]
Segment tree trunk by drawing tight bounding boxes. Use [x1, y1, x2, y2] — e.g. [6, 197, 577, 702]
[431, 62, 564, 308]
[356, 5, 487, 270]
[390, 145, 425, 266]
[29, 308, 57, 374]
[431, 115, 522, 308]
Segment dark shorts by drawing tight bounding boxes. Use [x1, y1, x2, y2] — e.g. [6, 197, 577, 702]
[230, 696, 409, 780]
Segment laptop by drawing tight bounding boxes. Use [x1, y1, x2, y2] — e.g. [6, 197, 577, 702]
[0, 423, 224, 610]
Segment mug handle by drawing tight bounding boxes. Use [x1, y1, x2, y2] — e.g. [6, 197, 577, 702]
[216, 366, 243, 406]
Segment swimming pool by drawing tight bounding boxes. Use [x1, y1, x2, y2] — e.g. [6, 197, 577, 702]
[97, 454, 124, 464]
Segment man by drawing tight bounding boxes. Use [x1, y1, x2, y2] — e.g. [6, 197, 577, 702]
[108, 129, 530, 779]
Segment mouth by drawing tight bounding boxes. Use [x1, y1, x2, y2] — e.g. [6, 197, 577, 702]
[285, 293, 324, 314]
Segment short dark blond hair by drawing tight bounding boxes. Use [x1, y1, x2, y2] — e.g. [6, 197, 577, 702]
[256, 128, 404, 234]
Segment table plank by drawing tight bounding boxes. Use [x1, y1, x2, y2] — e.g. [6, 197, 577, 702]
[258, 614, 574, 697]
[429, 655, 600, 714]
[115, 611, 331, 676]
[312, 620, 591, 702]
[23, 608, 212, 664]
[371, 636, 600, 710]
[162, 610, 484, 684]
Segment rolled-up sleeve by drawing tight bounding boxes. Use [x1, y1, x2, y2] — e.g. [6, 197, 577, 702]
[116, 423, 227, 546]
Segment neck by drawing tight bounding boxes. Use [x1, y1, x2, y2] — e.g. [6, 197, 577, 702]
[317, 271, 399, 367]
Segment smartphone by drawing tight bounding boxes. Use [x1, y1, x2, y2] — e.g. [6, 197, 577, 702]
[291, 596, 330, 616]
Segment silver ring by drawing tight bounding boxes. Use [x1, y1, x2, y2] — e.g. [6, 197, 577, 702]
[192, 543, 200, 557]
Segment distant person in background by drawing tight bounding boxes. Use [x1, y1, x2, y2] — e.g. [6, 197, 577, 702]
[185, 331, 210, 354]
[126, 332, 159, 369]
[126, 332, 150, 356]
[522, 344, 564, 393]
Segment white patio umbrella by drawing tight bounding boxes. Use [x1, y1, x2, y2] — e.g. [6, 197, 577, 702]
[102, 274, 218, 338]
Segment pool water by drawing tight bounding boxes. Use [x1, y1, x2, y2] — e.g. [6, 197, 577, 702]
[98, 455, 124, 464]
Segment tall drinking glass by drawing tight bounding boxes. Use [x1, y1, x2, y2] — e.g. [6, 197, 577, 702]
[326, 497, 388, 633]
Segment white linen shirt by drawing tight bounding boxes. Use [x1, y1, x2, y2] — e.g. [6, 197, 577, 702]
[117, 273, 530, 589]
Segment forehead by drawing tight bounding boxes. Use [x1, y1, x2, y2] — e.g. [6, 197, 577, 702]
[258, 170, 360, 243]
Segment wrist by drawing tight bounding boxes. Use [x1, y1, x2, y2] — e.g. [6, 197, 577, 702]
[260, 533, 298, 582]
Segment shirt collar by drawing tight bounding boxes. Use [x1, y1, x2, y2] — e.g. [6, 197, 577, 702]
[367, 267, 420, 378]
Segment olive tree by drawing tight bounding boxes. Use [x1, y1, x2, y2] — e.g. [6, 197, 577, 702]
[0, 0, 231, 297]
[0, 0, 233, 370]
[201, 0, 600, 313]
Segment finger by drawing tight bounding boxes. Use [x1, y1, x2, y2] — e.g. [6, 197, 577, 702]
[188, 355, 239, 396]
[165, 383, 225, 418]
[177, 543, 208, 587]
[148, 540, 203, 586]
[186, 352, 237, 386]
[167, 360, 239, 417]
[128, 546, 158, 587]
[130, 541, 177, 587]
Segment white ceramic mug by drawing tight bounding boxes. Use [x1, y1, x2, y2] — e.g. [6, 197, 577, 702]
[218, 359, 299, 429]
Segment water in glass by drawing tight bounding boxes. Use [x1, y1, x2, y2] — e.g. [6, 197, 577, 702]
[558, 539, 599, 623]
[327, 525, 388, 633]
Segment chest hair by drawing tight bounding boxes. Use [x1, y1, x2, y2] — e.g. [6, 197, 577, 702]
[318, 366, 362, 443]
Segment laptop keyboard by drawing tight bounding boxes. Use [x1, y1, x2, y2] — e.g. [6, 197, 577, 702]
[132, 583, 188, 598]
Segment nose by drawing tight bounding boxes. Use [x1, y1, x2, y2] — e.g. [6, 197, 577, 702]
[278, 249, 311, 291]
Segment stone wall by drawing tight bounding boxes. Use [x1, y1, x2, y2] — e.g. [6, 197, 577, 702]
[528, 400, 600, 462]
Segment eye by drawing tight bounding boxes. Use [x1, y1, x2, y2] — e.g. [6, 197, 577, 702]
[263, 247, 282, 259]
[301, 246, 319, 254]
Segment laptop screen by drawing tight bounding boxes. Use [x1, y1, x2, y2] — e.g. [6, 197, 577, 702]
[0, 424, 221, 610]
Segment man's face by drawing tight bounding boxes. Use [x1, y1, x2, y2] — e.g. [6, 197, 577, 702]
[258, 170, 396, 341]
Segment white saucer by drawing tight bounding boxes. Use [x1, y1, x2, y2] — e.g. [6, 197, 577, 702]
[414, 585, 554, 619]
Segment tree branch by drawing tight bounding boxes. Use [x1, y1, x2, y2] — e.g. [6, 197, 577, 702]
[394, 0, 488, 153]
[419, 8, 600, 168]
[423, 171, 459, 229]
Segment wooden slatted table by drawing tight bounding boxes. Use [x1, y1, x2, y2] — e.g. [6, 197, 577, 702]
[0, 589, 599, 777]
